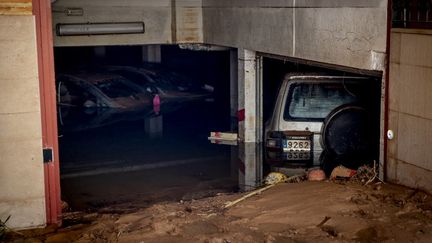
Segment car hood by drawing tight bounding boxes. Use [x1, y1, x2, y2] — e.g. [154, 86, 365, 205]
[110, 93, 152, 110]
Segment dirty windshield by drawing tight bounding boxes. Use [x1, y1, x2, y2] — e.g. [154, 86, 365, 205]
[152, 71, 198, 91]
[94, 78, 140, 98]
[284, 81, 360, 120]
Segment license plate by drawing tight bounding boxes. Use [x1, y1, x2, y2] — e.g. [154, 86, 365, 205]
[283, 139, 311, 152]
[285, 151, 311, 160]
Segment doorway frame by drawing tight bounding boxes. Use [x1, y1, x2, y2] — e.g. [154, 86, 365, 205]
[33, 0, 61, 225]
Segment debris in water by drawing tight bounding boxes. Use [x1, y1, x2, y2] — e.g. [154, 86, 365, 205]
[224, 172, 305, 209]
[286, 173, 307, 183]
[316, 216, 331, 227]
[264, 172, 287, 185]
[0, 215, 11, 239]
[0, 216, 23, 239]
[185, 206, 193, 213]
[316, 215, 337, 237]
[355, 226, 378, 243]
[330, 165, 357, 180]
[307, 169, 326, 181]
[352, 161, 383, 185]
[321, 225, 338, 237]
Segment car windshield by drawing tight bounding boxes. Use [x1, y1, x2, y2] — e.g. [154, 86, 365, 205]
[94, 78, 140, 98]
[113, 70, 150, 85]
[284, 81, 361, 120]
[150, 71, 200, 91]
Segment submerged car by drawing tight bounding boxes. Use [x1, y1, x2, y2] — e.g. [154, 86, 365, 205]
[103, 64, 214, 105]
[265, 74, 380, 169]
[57, 72, 154, 131]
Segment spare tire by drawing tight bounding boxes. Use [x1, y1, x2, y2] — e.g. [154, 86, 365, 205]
[321, 104, 374, 156]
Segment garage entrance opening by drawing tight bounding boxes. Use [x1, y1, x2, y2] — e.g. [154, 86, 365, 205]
[55, 45, 237, 211]
[262, 57, 382, 177]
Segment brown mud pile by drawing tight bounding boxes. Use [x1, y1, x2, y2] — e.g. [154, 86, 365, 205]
[5, 181, 432, 243]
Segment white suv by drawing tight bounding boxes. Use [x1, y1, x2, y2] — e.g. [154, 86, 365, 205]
[265, 74, 379, 168]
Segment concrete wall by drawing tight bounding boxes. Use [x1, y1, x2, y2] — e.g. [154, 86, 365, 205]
[174, 0, 203, 43]
[0, 14, 46, 228]
[387, 29, 432, 193]
[203, 0, 388, 71]
[53, 0, 388, 72]
[52, 0, 172, 46]
[52, 0, 204, 46]
[0, 0, 32, 15]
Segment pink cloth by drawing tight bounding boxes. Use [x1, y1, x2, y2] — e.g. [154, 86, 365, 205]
[153, 94, 161, 115]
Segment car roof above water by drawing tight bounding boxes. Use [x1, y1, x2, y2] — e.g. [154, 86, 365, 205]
[59, 72, 126, 84]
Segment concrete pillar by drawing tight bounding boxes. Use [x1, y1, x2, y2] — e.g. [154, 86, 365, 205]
[230, 50, 239, 180]
[142, 44, 162, 138]
[145, 115, 163, 139]
[142, 45, 162, 63]
[230, 49, 238, 131]
[236, 49, 263, 190]
[237, 48, 257, 143]
[238, 142, 263, 191]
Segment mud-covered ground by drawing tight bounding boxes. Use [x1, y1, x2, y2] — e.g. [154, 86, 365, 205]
[6, 181, 432, 243]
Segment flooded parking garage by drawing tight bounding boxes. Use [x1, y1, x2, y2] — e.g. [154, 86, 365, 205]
[3, 1, 432, 241]
[4, 1, 432, 240]
[54, 46, 384, 212]
[55, 45, 261, 211]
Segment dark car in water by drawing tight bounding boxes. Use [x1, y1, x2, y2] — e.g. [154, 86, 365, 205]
[103, 64, 214, 106]
[57, 72, 154, 131]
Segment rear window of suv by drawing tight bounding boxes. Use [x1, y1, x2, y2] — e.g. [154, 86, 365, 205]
[283, 81, 361, 121]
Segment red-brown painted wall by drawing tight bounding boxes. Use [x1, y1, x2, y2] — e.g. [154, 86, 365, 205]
[33, 0, 61, 225]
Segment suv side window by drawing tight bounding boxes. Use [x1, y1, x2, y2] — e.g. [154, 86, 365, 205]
[283, 82, 359, 121]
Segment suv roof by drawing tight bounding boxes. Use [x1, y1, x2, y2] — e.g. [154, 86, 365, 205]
[284, 73, 371, 81]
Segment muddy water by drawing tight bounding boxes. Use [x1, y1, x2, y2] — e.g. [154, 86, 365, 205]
[61, 157, 238, 211]
[59, 102, 254, 211]
[59, 102, 317, 211]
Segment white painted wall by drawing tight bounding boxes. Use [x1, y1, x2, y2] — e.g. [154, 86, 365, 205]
[387, 29, 432, 193]
[237, 49, 257, 143]
[0, 15, 46, 229]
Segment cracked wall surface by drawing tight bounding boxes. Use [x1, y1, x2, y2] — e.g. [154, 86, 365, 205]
[203, 0, 388, 71]
[52, 0, 387, 71]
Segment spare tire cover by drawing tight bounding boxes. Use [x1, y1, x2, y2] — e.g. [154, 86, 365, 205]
[321, 105, 373, 156]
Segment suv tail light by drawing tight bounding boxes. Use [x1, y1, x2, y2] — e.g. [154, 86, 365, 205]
[266, 131, 284, 150]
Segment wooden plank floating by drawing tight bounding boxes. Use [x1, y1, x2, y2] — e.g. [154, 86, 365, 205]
[0, 0, 32, 16]
[208, 132, 239, 146]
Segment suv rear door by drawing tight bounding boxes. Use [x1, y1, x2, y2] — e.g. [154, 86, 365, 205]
[268, 75, 370, 165]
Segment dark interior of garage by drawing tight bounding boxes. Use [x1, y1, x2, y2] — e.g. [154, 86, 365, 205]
[55, 45, 237, 211]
